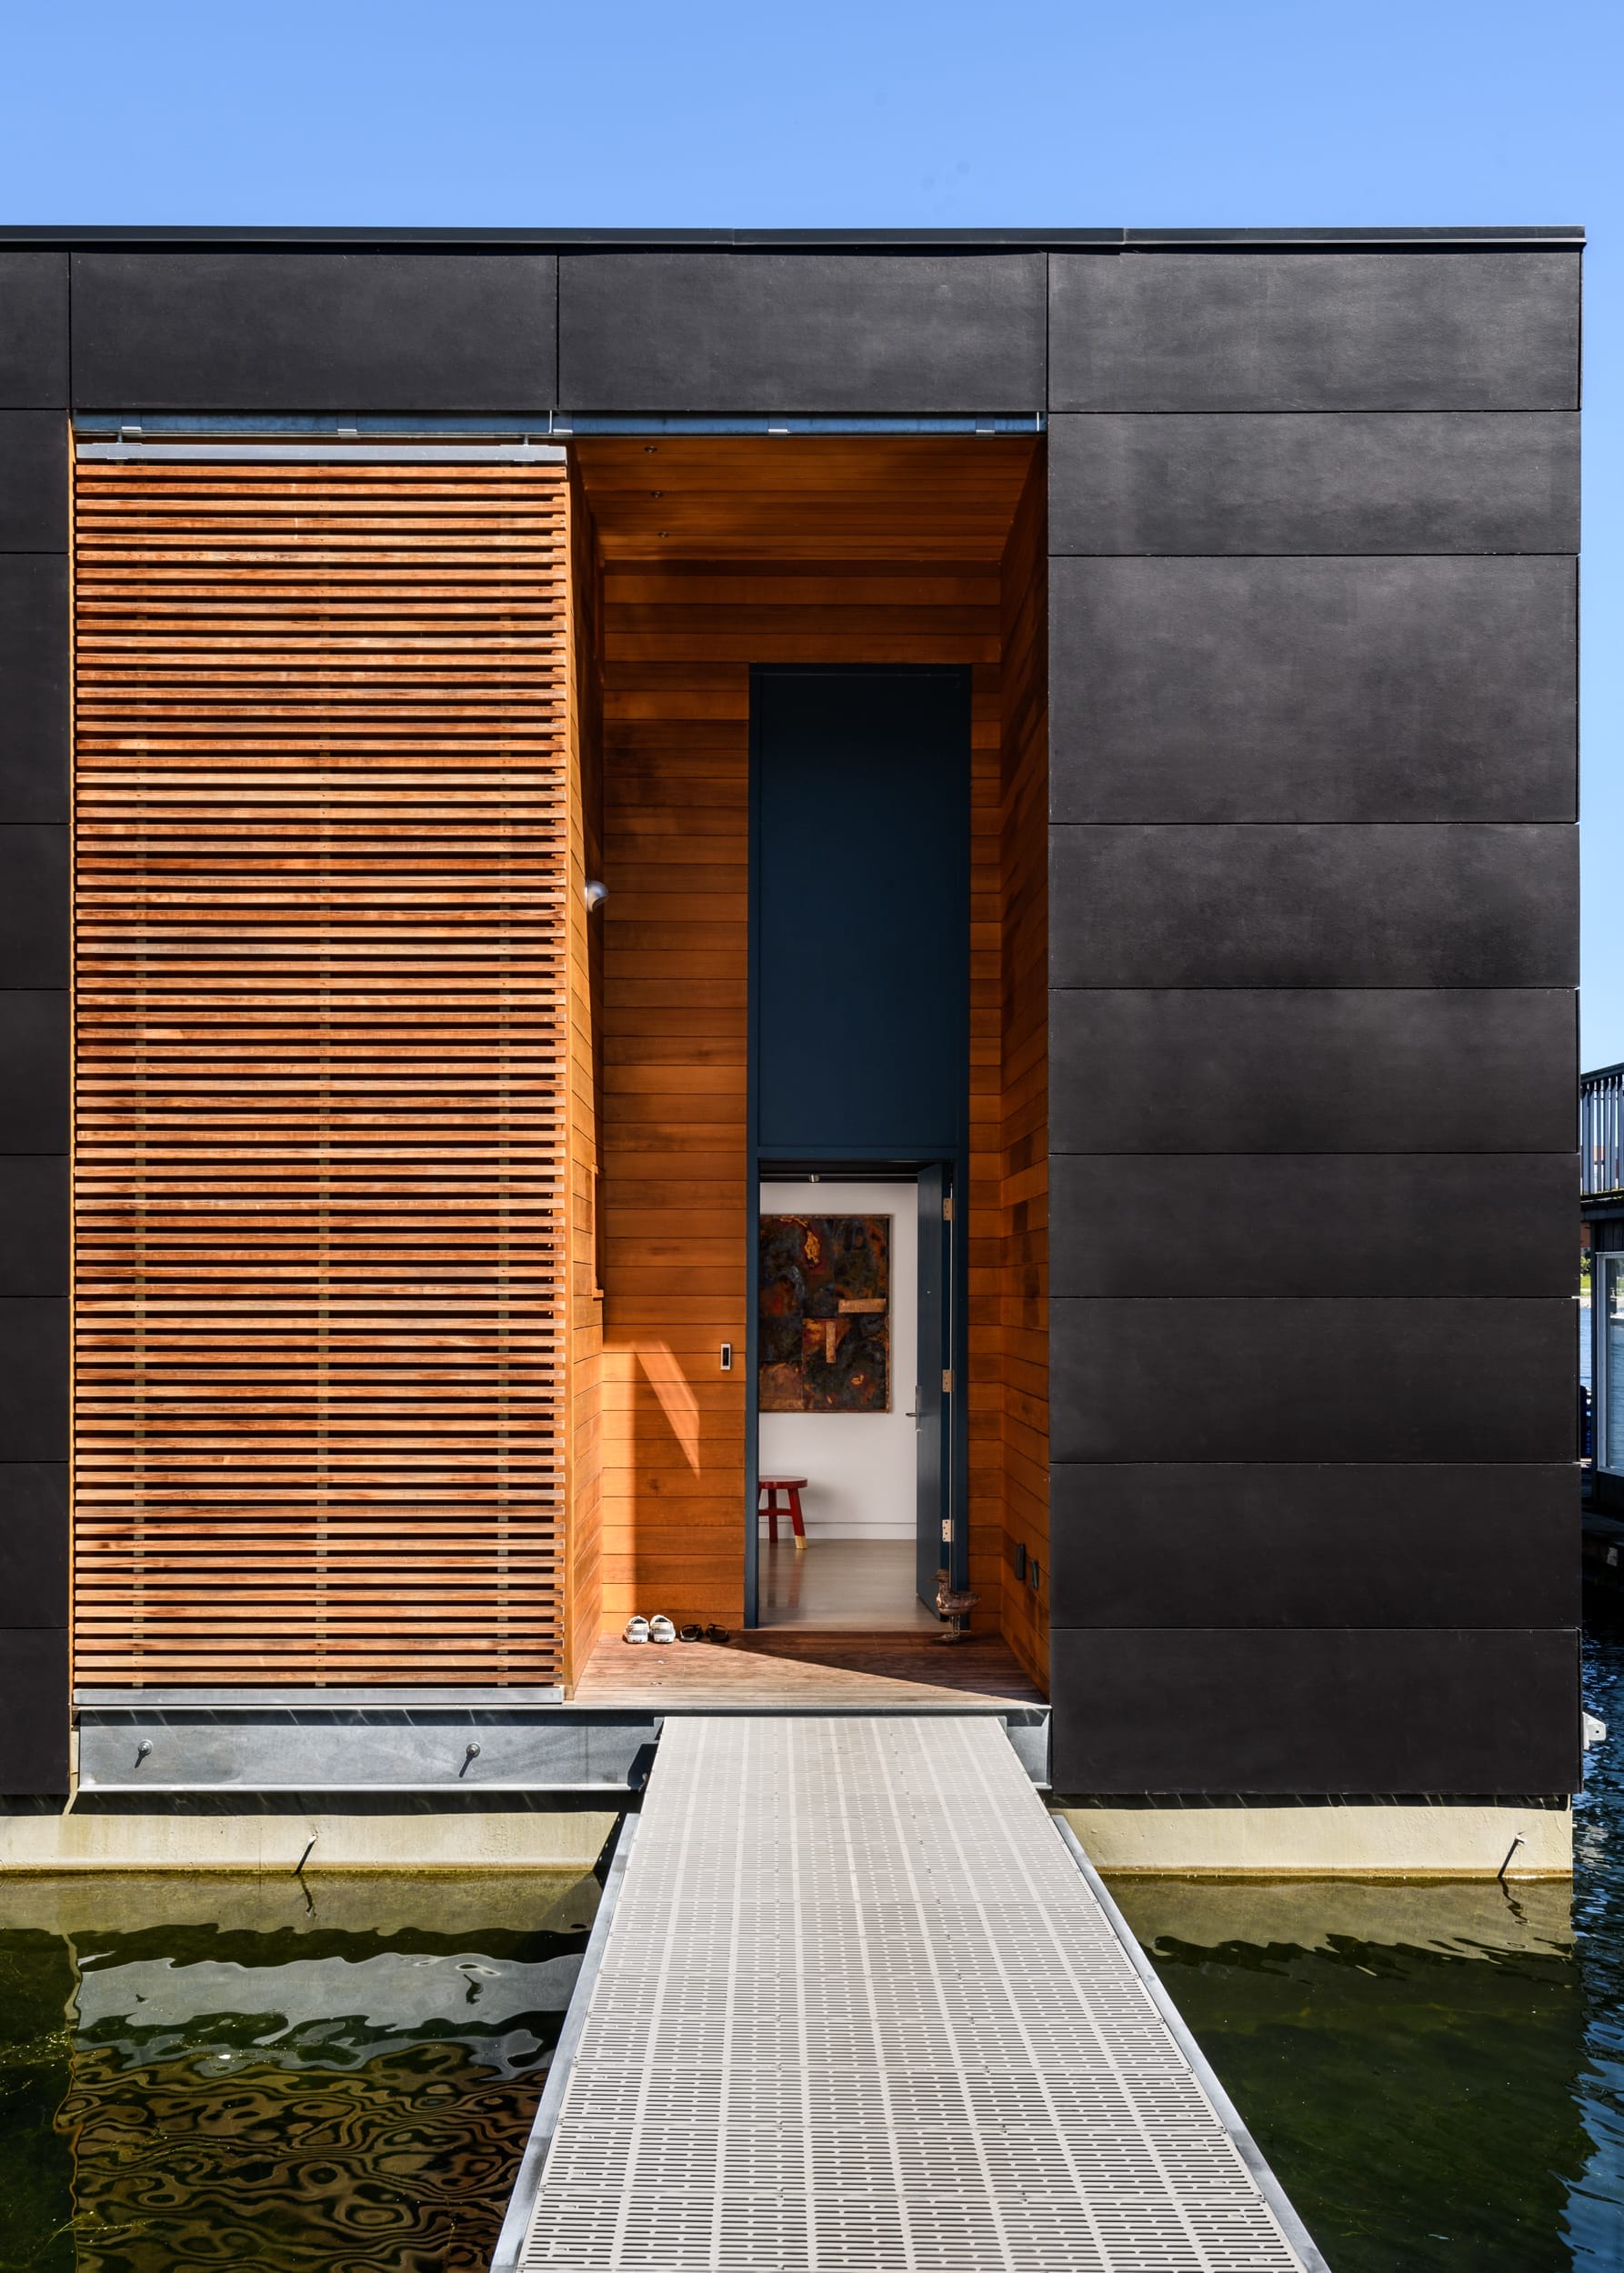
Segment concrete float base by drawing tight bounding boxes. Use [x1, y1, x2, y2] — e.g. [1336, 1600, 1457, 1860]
[0, 1805, 620, 1874]
[1060, 1798, 1572, 1877]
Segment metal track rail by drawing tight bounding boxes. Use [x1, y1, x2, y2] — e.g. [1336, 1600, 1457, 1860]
[506, 1715, 1327, 2271]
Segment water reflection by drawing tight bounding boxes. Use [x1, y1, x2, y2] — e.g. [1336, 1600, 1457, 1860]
[1110, 1625, 1624, 2273]
[0, 1869, 599, 2273]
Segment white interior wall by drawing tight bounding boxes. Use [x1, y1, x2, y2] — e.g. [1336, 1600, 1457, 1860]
[757, 1179, 917, 1541]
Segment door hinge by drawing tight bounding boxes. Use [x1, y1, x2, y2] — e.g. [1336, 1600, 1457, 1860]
[942, 1367, 953, 1395]
[941, 1518, 953, 1544]
[942, 1195, 954, 1222]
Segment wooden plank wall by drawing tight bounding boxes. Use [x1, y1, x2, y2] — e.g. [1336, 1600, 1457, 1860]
[71, 456, 573, 1685]
[562, 461, 606, 1688]
[595, 610, 752, 1633]
[988, 452, 1050, 1690]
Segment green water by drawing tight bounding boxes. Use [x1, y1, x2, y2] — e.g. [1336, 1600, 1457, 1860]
[0, 1869, 597, 2272]
[1114, 1622, 1624, 2270]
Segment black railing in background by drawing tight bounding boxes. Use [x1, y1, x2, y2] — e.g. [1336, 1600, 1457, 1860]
[1582, 1064, 1624, 1197]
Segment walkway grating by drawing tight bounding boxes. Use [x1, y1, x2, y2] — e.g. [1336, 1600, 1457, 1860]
[508, 1715, 1324, 2271]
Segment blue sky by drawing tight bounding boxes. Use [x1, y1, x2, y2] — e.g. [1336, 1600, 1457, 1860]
[3, 0, 1615, 1058]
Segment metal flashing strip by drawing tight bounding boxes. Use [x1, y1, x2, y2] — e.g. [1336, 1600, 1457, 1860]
[73, 412, 1044, 443]
[74, 1782, 641, 1799]
[514, 1715, 1320, 2271]
[553, 414, 1047, 436]
[75, 436, 567, 463]
[2, 223, 1585, 247]
[493, 1816, 640, 2273]
[75, 1687, 567, 1707]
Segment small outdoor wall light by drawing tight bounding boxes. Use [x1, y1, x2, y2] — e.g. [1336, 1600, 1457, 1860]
[585, 880, 608, 912]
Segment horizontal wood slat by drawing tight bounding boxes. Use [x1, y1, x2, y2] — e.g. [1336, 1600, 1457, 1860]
[72, 460, 573, 1685]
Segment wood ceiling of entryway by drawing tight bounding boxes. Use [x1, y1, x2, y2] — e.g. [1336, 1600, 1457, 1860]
[573, 436, 1038, 561]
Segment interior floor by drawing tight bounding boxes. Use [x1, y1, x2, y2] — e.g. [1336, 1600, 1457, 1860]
[757, 1538, 939, 1630]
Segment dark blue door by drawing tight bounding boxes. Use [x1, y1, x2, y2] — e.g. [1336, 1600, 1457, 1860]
[753, 668, 969, 1161]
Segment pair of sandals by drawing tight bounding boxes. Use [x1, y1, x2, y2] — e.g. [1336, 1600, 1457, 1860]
[621, 1616, 731, 1646]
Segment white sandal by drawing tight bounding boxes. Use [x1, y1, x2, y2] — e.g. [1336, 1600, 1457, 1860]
[622, 1616, 650, 1644]
[648, 1613, 677, 1645]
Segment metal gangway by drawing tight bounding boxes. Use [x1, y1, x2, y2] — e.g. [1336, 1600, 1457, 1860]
[495, 1715, 1328, 2272]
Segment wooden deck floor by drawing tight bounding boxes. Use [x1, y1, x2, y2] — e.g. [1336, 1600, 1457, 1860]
[574, 1628, 1045, 1711]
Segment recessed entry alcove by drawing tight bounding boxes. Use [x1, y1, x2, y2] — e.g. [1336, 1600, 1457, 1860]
[569, 436, 1050, 1688]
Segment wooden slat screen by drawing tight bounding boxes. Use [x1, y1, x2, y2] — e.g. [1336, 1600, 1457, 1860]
[71, 456, 572, 1685]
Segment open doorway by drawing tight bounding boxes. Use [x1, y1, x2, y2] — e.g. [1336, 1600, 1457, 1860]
[756, 1174, 938, 1628]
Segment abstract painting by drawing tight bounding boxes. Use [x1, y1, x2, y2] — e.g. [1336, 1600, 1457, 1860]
[758, 1214, 889, 1413]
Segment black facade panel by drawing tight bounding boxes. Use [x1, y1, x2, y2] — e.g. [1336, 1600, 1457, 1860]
[1050, 1152, 1574, 1299]
[0, 1625, 69, 1793]
[1048, 556, 1575, 824]
[1049, 1626, 1579, 1795]
[1048, 825, 1577, 989]
[0, 253, 69, 406]
[70, 252, 558, 411]
[1050, 989, 1577, 1157]
[1048, 411, 1578, 556]
[0, 410, 67, 549]
[0, 555, 69, 821]
[0, 1158, 67, 1297]
[0, 1299, 67, 1460]
[558, 252, 1047, 411]
[1048, 250, 1581, 412]
[1049, 1464, 1577, 1629]
[0, 827, 68, 986]
[1050, 1297, 1572, 1464]
[1050, 1637, 1564, 1791]
[0, 1465, 68, 1626]
[0, 993, 68, 1153]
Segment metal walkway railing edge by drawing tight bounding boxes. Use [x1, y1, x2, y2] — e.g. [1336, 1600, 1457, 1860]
[1052, 1816, 1332, 2273]
[490, 1815, 640, 2273]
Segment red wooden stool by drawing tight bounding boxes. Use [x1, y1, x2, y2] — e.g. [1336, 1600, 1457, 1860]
[758, 1477, 808, 1552]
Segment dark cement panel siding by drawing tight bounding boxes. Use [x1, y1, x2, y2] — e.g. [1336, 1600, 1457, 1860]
[70, 253, 558, 411]
[1048, 556, 1576, 824]
[0, 996, 67, 1153]
[0, 556, 68, 821]
[0, 1299, 67, 1461]
[0, 411, 67, 548]
[1049, 825, 1577, 989]
[1048, 412, 1578, 556]
[0, 1159, 67, 1297]
[1050, 1153, 1575, 1298]
[1050, 990, 1577, 1156]
[559, 252, 1047, 411]
[1050, 1298, 1572, 1465]
[0, 254, 68, 406]
[1049, 1466, 1577, 1631]
[1048, 250, 1582, 411]
[0, 1627, 68, 1791]
[0, 352, 68, 1797]
[1046, 248, 1578, 1804]
[0, 827, 68, 987]
[1050, 1627, 1580, 1795]
[0, 1465, 67, 1627]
